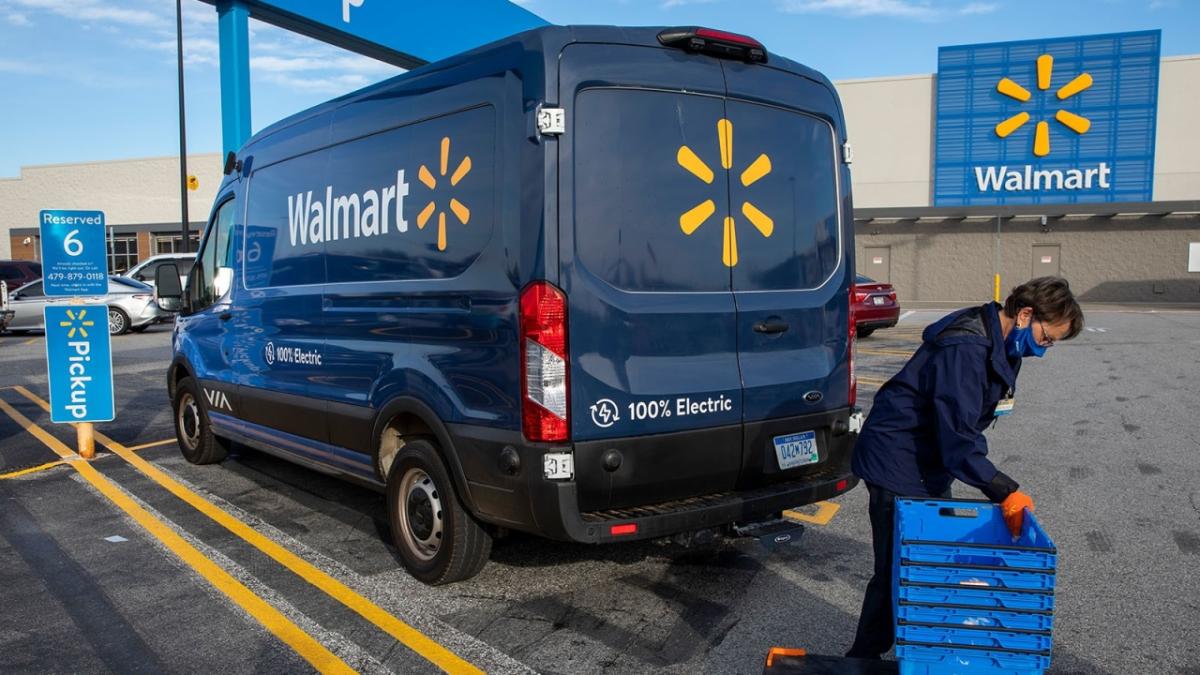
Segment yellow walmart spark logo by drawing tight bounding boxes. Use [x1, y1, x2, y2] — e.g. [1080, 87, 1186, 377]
[995, 54, 1092, 157]
[417, 136, 472, 251]
[677, 119, 773, 267]
[59, 308, 95, 338]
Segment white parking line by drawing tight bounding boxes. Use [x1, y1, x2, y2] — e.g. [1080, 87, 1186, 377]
[898, 310, 915, 321]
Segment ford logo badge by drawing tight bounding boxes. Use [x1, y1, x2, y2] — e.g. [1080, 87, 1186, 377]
[804, 391, 823, 403]
[774, 534, 792, 544]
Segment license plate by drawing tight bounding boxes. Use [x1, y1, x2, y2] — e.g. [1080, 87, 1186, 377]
[872, 296, 887, 305]
[773, 430, 819, 470]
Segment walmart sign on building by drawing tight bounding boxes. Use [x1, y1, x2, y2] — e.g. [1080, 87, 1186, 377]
[934, 30, 1161, 206]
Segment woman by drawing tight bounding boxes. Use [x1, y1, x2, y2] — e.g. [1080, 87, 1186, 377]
[846, 276, 1084, 660]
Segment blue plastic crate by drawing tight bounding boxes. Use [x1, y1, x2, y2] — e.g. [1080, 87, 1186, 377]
[894, 499, 1058, 673]
[899, 584, 1055, 612]
[898, 604, 1055, 633]
[896, 645, 1050, 675]
[900, 542, 1057, 570]
[897, 624, 1052, 653]
[899, 565, 1055, 591]
[895, 499, 1056, 556]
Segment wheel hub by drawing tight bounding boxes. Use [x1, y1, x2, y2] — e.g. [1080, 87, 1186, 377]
[399, 468, 444, 561]
[178, 393, 200, 450]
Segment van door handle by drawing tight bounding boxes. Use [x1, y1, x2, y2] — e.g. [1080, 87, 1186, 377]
[219, 312, 232, 321]
[753, 319, 789, 334]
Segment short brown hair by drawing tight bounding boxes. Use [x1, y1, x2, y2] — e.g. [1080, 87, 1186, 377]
[1003, 276, 1084, 340]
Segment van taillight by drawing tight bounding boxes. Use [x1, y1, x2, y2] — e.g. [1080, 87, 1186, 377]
[520, 282, 569, 443]
[848, 288, 857, 407]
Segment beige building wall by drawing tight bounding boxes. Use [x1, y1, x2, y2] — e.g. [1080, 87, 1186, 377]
[856, 215, 1200, 304]
[835, 74, 934, 208]
[1152, 56, 1200, 201]
[0, 154, 223, 260]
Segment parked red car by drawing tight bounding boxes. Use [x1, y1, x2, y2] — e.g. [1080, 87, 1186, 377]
[854, 274, 899, 338]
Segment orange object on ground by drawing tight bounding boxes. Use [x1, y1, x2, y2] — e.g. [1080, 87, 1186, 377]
[1001, 491, 1035, 537]
[766, 647, 807, 667]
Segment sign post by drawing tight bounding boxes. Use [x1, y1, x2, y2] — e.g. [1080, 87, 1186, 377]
[39, 210, 114, 458]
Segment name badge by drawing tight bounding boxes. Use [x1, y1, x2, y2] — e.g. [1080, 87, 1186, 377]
[995, 398, 1015, 417]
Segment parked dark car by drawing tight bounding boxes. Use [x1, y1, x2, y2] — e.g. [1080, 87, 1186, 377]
[854, 274, 899, 338]
[0, 260, 42, 289]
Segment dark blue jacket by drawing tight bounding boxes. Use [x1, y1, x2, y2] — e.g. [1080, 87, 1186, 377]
[852, 302, 1022, 501]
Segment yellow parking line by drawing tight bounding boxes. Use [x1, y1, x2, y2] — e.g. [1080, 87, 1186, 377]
[0, 396, 354, 674]
[0, 460, 66, 480]
[13, 385, 482, 675]
[23, 337, 39, 345]
[783, 501, 841, 526]
[125, 438, 176, 452]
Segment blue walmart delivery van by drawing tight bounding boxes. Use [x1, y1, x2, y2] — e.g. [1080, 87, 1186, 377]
[156, 26, 862, 584]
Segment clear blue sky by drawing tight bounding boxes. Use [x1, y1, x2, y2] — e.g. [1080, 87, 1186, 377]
[0, 0, 1196, 178]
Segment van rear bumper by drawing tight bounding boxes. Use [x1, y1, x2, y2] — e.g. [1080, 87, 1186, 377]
[445, 415, 858, 544]
[536, 468, 858, 544]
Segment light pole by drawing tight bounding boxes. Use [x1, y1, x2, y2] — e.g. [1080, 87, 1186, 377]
[176, 0, 191, 253]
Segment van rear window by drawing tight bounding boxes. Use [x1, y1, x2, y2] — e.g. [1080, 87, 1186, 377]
[726, 99, 840, 291]
[573, 89, 840, 293]
[573, 89, 730, 293]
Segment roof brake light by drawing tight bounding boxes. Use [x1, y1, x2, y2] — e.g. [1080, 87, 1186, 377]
[657, 26, 768, 63]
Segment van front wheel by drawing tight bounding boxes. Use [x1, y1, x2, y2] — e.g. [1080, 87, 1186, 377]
[173, 376, 230, 465]
[386, 438, 491, 585]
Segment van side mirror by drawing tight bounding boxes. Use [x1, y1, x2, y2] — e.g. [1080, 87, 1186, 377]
[155, 264, 184, 312]
[214, 267, 233, 299]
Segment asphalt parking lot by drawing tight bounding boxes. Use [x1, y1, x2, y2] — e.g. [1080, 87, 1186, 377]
[1, 307, 1198, 674]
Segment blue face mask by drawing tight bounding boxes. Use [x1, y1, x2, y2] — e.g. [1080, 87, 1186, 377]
[1005, 323, 1048, 359]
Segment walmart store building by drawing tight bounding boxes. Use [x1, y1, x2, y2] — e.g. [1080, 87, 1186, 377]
[3, 30, 1198, 303]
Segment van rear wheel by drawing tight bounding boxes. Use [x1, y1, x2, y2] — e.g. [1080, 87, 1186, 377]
[386, 438, 491, 585]
[173, 376, 230, 465]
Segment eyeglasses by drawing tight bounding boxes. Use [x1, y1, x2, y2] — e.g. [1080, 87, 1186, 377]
[1033, 317, 1055, 347]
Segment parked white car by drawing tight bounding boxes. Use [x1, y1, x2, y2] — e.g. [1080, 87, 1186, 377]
[0, 280, 11, 331]
[126, 253, 195, 290]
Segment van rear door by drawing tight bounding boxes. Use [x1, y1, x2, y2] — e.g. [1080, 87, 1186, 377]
[720, 62, 852, 488]
[559, 44, 743, 511]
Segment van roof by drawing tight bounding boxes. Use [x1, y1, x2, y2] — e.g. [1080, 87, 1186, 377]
[244, 25, 835, 152]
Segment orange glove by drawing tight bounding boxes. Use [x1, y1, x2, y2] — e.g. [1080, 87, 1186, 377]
[1000, 491, 1035, 538]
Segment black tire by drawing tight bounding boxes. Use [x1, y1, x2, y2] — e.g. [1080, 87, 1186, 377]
[386, 438, 492, 585]
[173, 376, 230, 465]
[857, 327, 875, 339]
[108, 307, 130, 335]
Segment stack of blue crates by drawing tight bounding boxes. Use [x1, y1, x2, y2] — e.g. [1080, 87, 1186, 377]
[894, 498, 1057, 675]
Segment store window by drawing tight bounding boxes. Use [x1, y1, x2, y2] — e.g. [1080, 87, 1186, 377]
[154, 232, 200, 255]
[107, 234, 138, 275]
